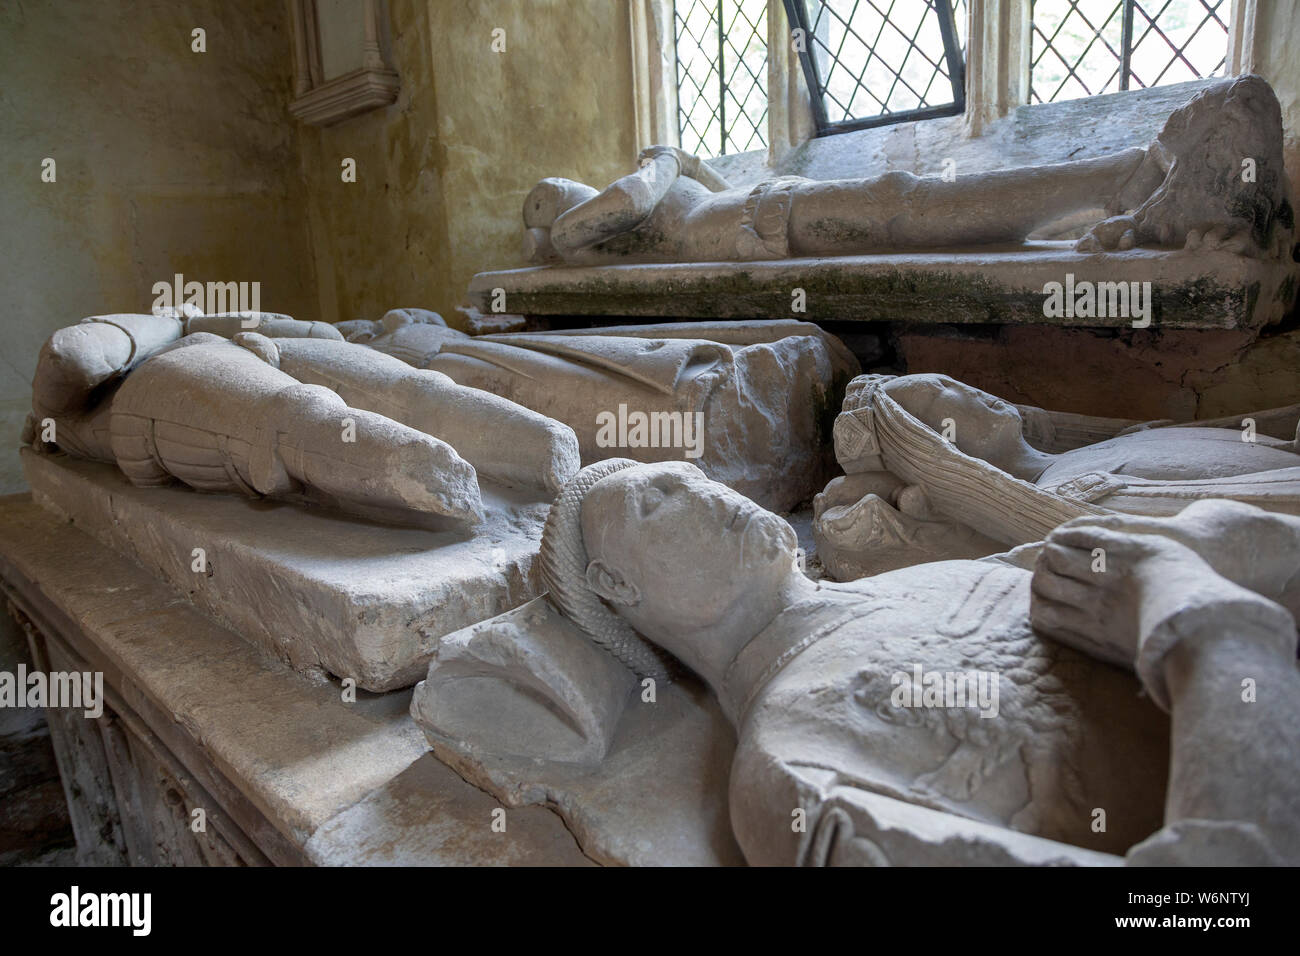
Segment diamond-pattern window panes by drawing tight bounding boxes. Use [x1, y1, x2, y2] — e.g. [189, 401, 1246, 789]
[783, 1, 967, 134]
[1030, 0, 1229, 105]
[674, 0, 770, 158]
[1128, 0, 1229, 88]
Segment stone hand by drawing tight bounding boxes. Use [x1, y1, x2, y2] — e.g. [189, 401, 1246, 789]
[1075, 214, 1139, 252]
[252, 382, 485, 525]
[638, 145, 693, 174]
[1031, 517, 1298, 692]
[1046, 501, 1300, 620]
[813, 472, 905, 516]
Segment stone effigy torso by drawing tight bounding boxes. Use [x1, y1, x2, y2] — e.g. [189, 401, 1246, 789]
[727, 561, 1170, 865]
[366, 322, 853, 511]
[1035, 427, 1300, 485]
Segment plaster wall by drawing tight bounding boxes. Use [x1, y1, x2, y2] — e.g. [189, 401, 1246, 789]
[0, 0, 317, 494]
[298, 0, 639, 327]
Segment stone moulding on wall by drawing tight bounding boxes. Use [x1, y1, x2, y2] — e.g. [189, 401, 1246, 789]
[288, 0, 399, 127]
[289, 67, 400, 127]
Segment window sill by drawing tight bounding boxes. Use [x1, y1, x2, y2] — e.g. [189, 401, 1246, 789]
[708, 78, 1223, 186]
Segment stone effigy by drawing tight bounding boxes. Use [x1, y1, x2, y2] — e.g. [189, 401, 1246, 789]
[23, 311, 583, 690]
[356, 316, 858, 512]
[523, 75, 1291, 265]
[415, 460, 1300, 866]
[815, 372, 1300, 578]
[28, 312, 580, 521]
[332, 306, 447, 345]
[474, 75, 1297, 331]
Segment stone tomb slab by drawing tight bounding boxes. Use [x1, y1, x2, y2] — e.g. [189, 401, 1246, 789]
[304, 754, 597, 866]
[22, 449, 548, 692]
[469, 243, 1298, 330]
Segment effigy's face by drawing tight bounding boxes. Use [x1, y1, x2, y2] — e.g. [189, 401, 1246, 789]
[582, 463, 798, 632]
[898, 376, 1027, 457]
[960, 384, 1027, 449]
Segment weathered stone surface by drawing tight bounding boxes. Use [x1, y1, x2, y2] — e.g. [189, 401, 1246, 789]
[789, 788, 1121, 866]
[453, 305, 527, 335]
[470, 244, 1296, 329]
[0, 494, 612, 865]
[489, 78, 1298, 328]
[415, 664, 744, 866]
[411, 592, 744, 866]
[0, 495, 427, 847]
[23, 450, 548, 691]
[271, 337, 579, 495]
[29, 312, 584, 530]
[186, 312, 342, 340]
[414, 597, 637, 767]
[306, 754, 596, 867]
[521, 78, 1294, 268]
[367, 319, 857, 512]
[104, 334, 488, 526]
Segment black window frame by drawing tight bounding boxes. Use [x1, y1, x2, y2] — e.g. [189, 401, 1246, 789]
[782, 0, 967, 137]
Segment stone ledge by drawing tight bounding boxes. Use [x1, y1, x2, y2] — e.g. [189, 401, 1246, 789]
[21, 450, 548, 692]
[0, 495, 593, 863]
[470, 244, 1298, 330]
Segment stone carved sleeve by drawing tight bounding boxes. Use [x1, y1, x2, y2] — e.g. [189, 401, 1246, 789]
[1127, 610, 1300, 865]
[411, 597, 637, 767]
[272, 337, 581, 494]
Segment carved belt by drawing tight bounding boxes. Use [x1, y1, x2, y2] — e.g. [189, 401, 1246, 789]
[736, 178, 801, 261]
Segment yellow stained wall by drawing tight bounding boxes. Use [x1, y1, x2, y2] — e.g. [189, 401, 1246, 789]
[298, 0, 639, 327]
[1251, 0, 1300, 203]
[0, 0, 318, 493]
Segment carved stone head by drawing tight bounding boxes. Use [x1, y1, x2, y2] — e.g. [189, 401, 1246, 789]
[540, 460, 801, 684]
